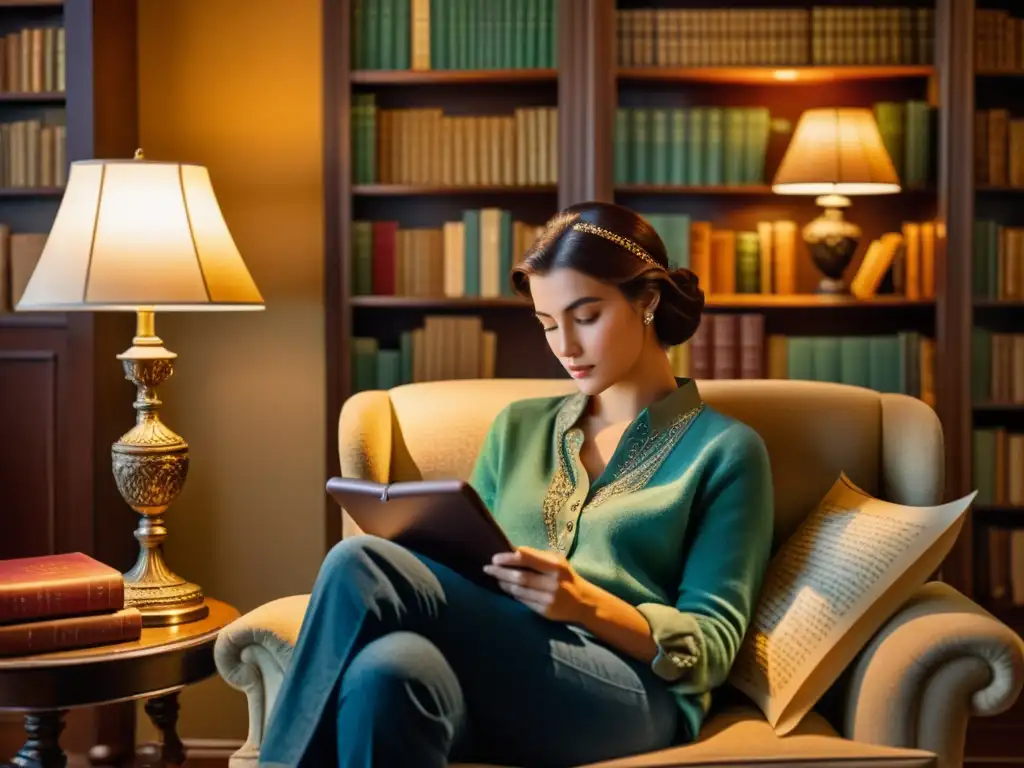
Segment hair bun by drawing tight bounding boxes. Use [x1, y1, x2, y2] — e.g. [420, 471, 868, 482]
[653, 267, 706, 347]
[669, 268, 702, 300]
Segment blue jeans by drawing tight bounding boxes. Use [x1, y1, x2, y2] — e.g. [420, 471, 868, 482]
[258, 535, 682, 767]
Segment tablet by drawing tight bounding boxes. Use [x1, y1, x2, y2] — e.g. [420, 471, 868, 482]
[325, 477, 517, 587]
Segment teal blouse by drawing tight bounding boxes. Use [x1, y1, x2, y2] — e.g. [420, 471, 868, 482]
[468, 378, 774, 739]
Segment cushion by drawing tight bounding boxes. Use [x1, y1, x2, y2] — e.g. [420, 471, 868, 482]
[451, 706, 936, 768]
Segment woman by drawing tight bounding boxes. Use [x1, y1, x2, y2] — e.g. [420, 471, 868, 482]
[259, 201, 774, 768]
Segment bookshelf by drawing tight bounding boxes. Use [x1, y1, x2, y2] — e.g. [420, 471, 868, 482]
[323, 0, 1019, 757]
[0, 0, 139, 762]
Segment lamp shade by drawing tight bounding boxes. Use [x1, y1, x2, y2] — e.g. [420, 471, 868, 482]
[16, 155, 264, 311]
[772, 108, 901, 196]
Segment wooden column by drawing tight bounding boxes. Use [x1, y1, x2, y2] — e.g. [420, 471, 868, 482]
[558, 0, 616, 208]
[934, 0, 975, 596]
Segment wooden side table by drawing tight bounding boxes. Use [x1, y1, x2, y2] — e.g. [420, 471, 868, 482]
[0, 598, 240, 768]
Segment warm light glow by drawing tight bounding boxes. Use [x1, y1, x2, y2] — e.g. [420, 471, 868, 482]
[772, 69, 799, 81]
[16, 157, 264, 312]
[772, 108, 901, 196]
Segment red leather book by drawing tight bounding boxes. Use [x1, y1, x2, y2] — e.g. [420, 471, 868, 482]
[0, 607, 142, 657]
[0, 552, 124, 624]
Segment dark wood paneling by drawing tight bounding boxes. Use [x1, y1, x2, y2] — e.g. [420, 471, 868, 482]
[0, 351, 57, 558]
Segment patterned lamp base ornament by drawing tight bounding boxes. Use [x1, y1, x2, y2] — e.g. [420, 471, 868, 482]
[802, 194, 861, 294]
[111, 309, 208, 627]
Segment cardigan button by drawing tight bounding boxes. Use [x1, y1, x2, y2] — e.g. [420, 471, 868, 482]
[566, 521, 573, 531]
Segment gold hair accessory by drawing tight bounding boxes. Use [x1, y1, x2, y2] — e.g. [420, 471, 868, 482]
[572, 222, 660, 268]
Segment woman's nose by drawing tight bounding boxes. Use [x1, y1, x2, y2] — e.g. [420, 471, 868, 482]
[556, 327, 581, 359]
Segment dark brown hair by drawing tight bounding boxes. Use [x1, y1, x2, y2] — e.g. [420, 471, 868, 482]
[511, 201, 705, 347]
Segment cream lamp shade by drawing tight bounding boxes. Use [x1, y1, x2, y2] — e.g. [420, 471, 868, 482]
[16, 156, 264, 311]
[772, 108, 901, 196]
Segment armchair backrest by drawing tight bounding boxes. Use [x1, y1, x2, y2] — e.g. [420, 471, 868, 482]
[337, 378, 944, 548]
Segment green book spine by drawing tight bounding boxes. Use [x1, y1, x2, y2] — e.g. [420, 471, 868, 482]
[538, 0, 553, 68]
[734, 231, 760, 292]
[379, 0, 395, 69]
[501, 0, 515, 68]
[524, 0, 538, 68]
[449, 0, 463, 69]
[547, 0, 557, 66]
[786, 338, 815, 380]
[614, 109, 630, 185]
[513, 0, 527, 68]
[811, 337, 842, 383]
[467, 0, 479, 69]
[651, 110, 669, 185]
[986, 220, 999, 299]
[686, 108, 706, 186]
[431, 0, 445, 69]
[351, 337, 380, 393]
[376, 349, 402, 389]
[704, 108, 723, 186]
[743, 107, 770, 183]
[491, 0, 505, 69]
[868, 336, 900, 393]
[393, 0, 410, 69]
[668, 214, 690, 270]
[898, 331, 921, 397]
[499, 210, 514, 296]
[972, 429, 997, 504]
[723, 108, 745, 185]
[400, 331, 414, 384]
[873, 101, 905, 183]
[352, 0, 365, 68]
[838, 337, 871, 388]
[669, 109, 686, 184]
[463, 209, 481, 296]
[631, 109, 649, 184]
[972, 327, 992, 403]
[364, 0, 380, 68]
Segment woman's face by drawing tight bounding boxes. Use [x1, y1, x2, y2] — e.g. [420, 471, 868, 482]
[528, 267, 647, 396]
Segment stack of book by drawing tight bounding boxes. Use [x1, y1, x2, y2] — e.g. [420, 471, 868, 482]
[0, 552, 142, 657]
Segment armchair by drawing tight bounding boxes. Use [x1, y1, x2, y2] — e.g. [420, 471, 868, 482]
[215, 379, 1024, 768]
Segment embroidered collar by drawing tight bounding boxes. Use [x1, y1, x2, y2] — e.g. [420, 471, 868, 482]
[557, 377, 703, 434]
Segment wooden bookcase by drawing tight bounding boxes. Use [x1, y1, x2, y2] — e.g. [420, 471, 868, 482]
[323, 0, 1019, 759]
[0, 0, 140, 762]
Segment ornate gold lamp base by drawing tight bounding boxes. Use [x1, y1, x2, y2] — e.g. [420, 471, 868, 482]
[111, 309, 208, 627]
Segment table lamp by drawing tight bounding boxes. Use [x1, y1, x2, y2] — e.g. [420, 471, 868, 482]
[16, 149, 264, 627]
[772, 107, 901, 294]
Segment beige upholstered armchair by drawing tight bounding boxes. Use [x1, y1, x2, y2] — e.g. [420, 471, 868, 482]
[215, 379, 1024, 768]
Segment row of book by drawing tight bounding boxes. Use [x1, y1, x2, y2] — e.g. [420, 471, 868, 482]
[0, 26, 65, 94]
[974, 428, 1024, 507]
[351, 96, 557, 187]
[874, 100, 934, 191]
[972, 330, 1024, 406]
[973, 221, 1024, 301]
[352, 0, 556, 71]
[616, 7, 933, 68]
[983, 524, 1024, 608]
[353, 311, 934, 407]
[352, 315, 498, 392]
[614, 107, 770, 188]
[975, 10, 1024, 73]
[0, 227, 48, 312]
[351, 212, 545, 298]
[850, 222, 937, 302]
[0, 552, 141, 657]
[0, 117, 67, 189]
[975, 110, 1024, 189]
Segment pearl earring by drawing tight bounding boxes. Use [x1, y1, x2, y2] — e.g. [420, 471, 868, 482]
[643, 312, 654, 326]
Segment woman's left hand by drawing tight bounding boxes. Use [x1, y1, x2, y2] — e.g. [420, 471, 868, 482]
[483, 546, 594, 623]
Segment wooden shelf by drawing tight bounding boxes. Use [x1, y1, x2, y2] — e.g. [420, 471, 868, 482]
[0, 91, 64, 101]
[974, 505, 1024, 528]
[974, 402, 1024, 412]
[616, 184, 772, 195]
[617, 65, 935, 84]
[350, 68, 557, 85]
[0, 313, 65, 328]
[350, 295, 934, 310]
[353, 184, 557, 196]
[0, 186, 62, 197]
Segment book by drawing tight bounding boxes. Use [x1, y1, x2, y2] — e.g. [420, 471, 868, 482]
[0, 607, 142, 657]
[0, 552, 125, 624]
[728, 473, 976, 735]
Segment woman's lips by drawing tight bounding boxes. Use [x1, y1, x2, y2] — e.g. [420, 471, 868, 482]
[567, 365, 594, 379]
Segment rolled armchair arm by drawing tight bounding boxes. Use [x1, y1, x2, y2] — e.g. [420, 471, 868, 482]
[841, 581, 1024, 768]
[214, 595, 310, 768]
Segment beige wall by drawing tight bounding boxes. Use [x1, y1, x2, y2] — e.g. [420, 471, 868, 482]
[136, 0, 325, 741]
